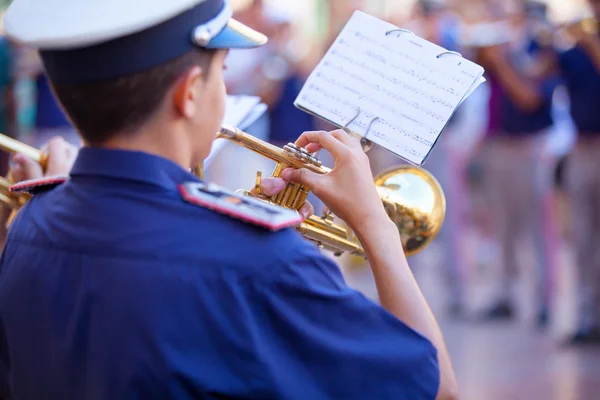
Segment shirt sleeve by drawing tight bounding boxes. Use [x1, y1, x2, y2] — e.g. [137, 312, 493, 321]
[252, 248, 440, 400]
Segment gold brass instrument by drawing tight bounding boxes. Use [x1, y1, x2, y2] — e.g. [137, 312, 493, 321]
[0, 127, 446, 257]
[0, 134, 48, 226]
[551, 17, 598, 51]
[198, 126, 446, 258]
[567, 17, 598, 35]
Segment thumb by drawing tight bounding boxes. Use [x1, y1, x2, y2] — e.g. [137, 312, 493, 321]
[11, 153, 43, 183]
[281, 168, 321, 188]
[249, 177, 286, 197]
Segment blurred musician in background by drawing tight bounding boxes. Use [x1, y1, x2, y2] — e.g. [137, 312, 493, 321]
[11, 48, 79, 149]
[404, 0, 484, 318]
[554, 0, 600, 345]
[471, 0, 560, 329]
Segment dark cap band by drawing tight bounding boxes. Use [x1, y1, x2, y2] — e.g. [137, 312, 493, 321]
[40, 0, 224, 84]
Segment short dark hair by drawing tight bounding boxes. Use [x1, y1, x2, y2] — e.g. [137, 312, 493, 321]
[49, 49, 217, 145]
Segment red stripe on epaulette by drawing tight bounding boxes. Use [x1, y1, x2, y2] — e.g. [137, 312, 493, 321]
[10, 175, 69, 194]
[179, 183, 303, 232]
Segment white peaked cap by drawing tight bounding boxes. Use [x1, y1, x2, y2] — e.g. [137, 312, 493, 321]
[2, 0, 267, 83]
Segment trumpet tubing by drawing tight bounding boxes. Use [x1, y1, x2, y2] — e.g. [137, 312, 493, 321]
[0, 134, 45, 228]
[211, 126, 446, 258]
[0, 177, 20, 209]
[298, 214, 363, 257]
[0, 128, 447, 258]
[0, 134, 46, 166]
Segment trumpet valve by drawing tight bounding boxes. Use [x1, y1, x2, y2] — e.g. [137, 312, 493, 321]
[282, 143, 322, 167]
[254, 171, 262, 196]
[268, 160, 312, 211]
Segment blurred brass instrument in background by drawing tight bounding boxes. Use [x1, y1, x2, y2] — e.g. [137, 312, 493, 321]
[566, 17, 598, 34]
[0, 134, 48, 227]
[546, 16, 598, 51]
[557, 17, 598, 39]
[195, 126, 446, 258]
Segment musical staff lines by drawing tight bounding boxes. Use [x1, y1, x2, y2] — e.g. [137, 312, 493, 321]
[294, 10, 485, 164]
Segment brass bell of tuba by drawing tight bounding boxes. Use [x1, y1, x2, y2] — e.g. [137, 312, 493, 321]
[196, 126, 446, 258]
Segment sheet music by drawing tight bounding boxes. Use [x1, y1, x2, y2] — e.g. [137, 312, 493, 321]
[205, 95, 267, 168]
[294, 11, 485, 165]
[222, 95, 264, 129]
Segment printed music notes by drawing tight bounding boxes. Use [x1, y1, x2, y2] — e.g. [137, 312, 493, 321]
[294, 11, 486, 165]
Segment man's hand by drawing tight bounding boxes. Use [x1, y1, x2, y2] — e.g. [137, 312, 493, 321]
[10, 136, 78, 183]
[266, 131, 460, 399]
[249, 177, 314, 220]
[279, 130, 388, 235]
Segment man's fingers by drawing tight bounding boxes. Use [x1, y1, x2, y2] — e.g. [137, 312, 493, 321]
[259, 177, 286, 197]
[249, 177, 286, 197]
[45, 136, 77, 176]
[246, 177, 314, 219]
[11, 153, 43, 183]
[10, 164, 24, 184]
[281, 168, 320, 188]
[330, 129, 363, 150]
[298, 201, 314, 220]
[294, 131, 348, 160]
[305, 143, 321, 154]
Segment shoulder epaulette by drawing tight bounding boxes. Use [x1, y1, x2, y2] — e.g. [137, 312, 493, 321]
[9, 175, 69, 195]
[179, 182, 303, 231]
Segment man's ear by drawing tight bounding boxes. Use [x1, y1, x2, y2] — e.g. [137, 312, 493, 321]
[173, 66, 203, 119]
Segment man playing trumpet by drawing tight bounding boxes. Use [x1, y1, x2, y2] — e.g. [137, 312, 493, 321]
[0, 0, 459, 399]
[469, 0, 560, 329]
[554, 0, 600, 345]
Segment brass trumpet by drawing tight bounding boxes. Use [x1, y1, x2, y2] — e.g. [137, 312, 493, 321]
[198, 126, 446, 258]
[0, 127, 446, 258]
[0, 135, 48, 227]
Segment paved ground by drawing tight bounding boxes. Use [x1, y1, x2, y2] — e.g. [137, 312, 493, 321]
[339, 238, 600, 400]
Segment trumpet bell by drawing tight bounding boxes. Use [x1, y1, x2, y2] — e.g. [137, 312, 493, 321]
[374, 165, 445, 256]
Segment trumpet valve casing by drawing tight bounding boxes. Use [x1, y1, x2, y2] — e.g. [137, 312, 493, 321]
[215, 125, 445, 258]
[267, 143, 320, 211]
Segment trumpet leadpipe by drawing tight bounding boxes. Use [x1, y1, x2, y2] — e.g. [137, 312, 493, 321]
[0, 193, 19, 209]
[0, 176, 12, 191]
[217, 126, 331, 174]
[296, 220, 364, 257]
[0, 134, 45, 166]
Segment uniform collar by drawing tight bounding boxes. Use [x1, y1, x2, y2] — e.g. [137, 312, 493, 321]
[70, 147, 201, 191]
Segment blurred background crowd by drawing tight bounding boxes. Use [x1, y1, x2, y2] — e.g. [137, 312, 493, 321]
[1, 0, 600, 398]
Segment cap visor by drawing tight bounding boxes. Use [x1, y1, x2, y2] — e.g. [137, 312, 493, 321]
[206, 18, 268, 49]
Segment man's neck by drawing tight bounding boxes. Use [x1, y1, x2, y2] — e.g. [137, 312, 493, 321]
[90, 122, 209, 172]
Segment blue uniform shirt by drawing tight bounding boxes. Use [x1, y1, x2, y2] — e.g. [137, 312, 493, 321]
[500, 37, 558, 136]
[0, 147, 439, 399]
[558, 39, 600, 135]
